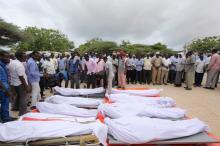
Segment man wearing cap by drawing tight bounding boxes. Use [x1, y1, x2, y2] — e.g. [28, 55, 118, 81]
[151, 52, 162, 85]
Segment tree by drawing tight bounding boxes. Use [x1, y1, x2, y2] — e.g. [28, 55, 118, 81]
[0, 18, 24, 46]
[185, 36, 220, 53]
[16, 27, 74, 52]
[76, 38, 118, 54]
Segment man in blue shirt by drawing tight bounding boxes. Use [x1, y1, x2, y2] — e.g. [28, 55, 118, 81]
[27, 51, 41, 108]
[68, 52, 81, 89]
[0, 50, 14, 122]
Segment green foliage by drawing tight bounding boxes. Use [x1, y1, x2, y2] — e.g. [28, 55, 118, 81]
[76, 38, 118, 54]
[76, 39, 175, 55]
[185, 36, 220, 53]
[16, 27, 74, 52]
[0, 18, 24, 46]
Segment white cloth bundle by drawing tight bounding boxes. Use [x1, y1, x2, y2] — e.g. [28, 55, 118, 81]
[45, 95, 103, 108]
[105, 116, 208, 144]
[98, 103, 185, 119]
[111, 88, 162, 96]
[36, 102, 98, 117]
[54, 86, 105, 96]
[108, 93, 175, 108]
[0, 120, 107, 145]
[19, 112, 96, 123]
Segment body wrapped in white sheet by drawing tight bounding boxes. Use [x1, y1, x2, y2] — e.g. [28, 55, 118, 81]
[0, 120, 107, 145]
[36, 102, 98, 117]
[111, 88, 162, 96]
[105, 116, 208, 144]
[108, 94, 175, 108]
[54, 86, 105, 96]
[19, 112, 96, 123]
[46, 95, 102, 108]
[98, 103, 185, 119]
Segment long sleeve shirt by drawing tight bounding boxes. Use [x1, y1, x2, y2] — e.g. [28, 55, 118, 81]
[0, 60, 10, 91]
[208, 53, 220, 71]
[27, 58, 40, 83]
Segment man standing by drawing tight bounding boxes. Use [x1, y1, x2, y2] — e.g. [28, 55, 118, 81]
[118, 52, 127, 89]
[9, 51, 29, 116]
[135, 55, 144, 84]
[0, 50, 15, 122]
[111, 53, 118, 86]
[143, 54, 152, 84]
[194, 54, 206, 87]
[69, 52, 81, 89]
[85, 55, 97, 88]
[126, 54, 135, 84]
[204, 49, 220, 89]
[27, 51, 41, 108]
[58, 54, 68, 87]
[161, 55, 170, 85]
[104, 56, 114, 94]
[174, 54, 185, 87]
[184, 51, 195, 90]
[151, 52, 162, 85]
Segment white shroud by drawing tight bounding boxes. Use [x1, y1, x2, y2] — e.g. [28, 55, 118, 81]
[19, 112, 96, 123]
[111, 88, 162, 96]
[53, 86, 105, 96]
[105, 116, 208, 144]
[98, 103, 185, 119]
[45, 95, 102, 108]
[107, 93, 175, 108]
[36, 102, 98, 117]
[0, 120, 107, 145]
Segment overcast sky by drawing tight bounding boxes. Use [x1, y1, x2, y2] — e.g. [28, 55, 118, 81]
[1, 0, 220, 50]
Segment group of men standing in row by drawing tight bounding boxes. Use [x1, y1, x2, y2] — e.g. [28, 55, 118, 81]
[0, 48, 220, 122]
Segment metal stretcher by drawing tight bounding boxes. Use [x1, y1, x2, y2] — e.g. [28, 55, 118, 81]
[0, 134, 99, 146]
[108, 132, 219, 145]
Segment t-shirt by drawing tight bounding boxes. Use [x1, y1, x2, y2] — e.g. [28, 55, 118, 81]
[8, 59, 28, 86]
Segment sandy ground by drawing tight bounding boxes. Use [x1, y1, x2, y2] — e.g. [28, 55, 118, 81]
[11, 81, 220, 138]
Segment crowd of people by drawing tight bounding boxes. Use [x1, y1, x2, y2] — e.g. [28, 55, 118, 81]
[0, 48, 220, 122]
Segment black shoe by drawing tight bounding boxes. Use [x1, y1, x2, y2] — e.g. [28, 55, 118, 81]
[185, 87, 192, 90]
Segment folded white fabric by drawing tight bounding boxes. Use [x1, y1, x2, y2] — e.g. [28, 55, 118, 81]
[98, 103, 185, 119]
[19, 112, 96, 123]
[0, 120, 108, 145]
[45, 95, 103, 108]
[36, 102, 98, 117]
[111, 88, 162, 96]
[108, 93, 175, 108]
[105, 116, 208, 144]
[54, 86, 105, 96]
